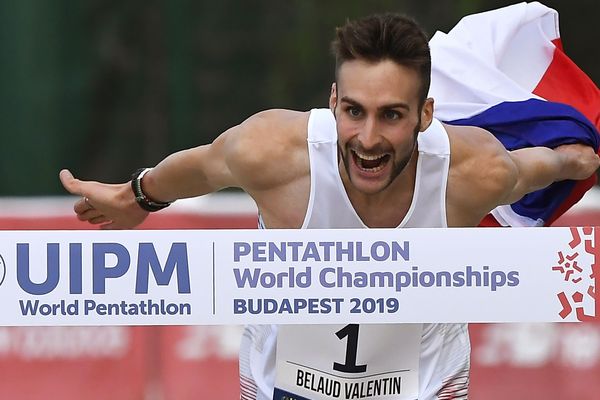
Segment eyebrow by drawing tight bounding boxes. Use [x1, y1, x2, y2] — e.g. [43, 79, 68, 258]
[340, 96, 410, 111]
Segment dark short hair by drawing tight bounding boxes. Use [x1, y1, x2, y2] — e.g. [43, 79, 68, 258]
[331, 13, 431, 104]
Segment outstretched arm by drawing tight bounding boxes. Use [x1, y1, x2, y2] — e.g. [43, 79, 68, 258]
[60, 109, 307, 229]
[447, 125, 599, 226]
[502, 143, 599, 205]
[59, 129, 241, 229]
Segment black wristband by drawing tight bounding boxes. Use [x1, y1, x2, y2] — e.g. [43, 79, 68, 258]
[130, 168, 172, 212]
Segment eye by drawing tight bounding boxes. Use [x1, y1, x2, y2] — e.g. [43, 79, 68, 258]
[346, 106, 362, 118]
[383, 110, 401, 120]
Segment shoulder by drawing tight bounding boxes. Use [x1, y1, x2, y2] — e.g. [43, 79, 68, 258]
[222, 109, 311, 191]
[238, 108, 309, 133]
[448, 122, 510, 154]
[444, 124, 517, 224]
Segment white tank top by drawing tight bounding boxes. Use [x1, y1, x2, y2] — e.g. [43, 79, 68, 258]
[240, 109, 470, 400]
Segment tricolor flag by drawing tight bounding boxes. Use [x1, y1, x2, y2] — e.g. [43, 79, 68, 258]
[429, 1, 600, 227]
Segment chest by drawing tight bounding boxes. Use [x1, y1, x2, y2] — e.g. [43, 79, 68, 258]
[349, 192, 415, 228]
[254, 175, 311, 229]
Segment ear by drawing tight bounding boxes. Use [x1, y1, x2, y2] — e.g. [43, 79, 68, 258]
[419, 98, 434, 131]
[329, 83, 337, 113]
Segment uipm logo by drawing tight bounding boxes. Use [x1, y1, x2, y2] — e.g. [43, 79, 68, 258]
[0, 253, 5, 287]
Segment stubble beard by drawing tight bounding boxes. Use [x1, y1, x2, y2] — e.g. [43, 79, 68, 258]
[338, 120, 421, 194]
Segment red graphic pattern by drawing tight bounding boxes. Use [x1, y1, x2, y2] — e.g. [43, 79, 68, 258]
[554, 227, 598, 321]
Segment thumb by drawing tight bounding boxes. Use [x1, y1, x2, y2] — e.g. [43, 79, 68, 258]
[59, 169, 84, 196]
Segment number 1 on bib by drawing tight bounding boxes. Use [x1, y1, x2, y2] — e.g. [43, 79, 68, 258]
[333, 324, 367, 373]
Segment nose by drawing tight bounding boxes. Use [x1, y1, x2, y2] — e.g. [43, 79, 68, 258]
[357, 116, 381, 150]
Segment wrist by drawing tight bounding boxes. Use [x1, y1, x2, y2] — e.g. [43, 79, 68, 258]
[130, 168, 172, 212]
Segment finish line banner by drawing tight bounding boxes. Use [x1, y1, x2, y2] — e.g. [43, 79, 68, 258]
[0, 227, 597, 326]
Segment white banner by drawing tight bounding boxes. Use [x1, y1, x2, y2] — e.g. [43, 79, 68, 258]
[0, 227, 597, 326]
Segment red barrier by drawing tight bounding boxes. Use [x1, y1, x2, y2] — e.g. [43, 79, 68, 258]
[159, 326, 243, 399]
[470, 322, 600, 400]
[0, 326, 147, 400]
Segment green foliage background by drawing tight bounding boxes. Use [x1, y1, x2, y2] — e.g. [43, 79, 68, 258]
[0, 0, 597, 195]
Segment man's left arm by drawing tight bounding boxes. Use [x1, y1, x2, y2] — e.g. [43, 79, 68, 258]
[503, 143, 600, 205]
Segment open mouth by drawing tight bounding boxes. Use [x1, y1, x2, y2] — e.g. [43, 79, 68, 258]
[351, 150, 391, 172]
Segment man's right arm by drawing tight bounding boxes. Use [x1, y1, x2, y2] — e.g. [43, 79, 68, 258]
[130, 126, 245, 203]
[60, 109, 307, 229]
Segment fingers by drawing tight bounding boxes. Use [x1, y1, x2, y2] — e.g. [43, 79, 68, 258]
[61, 170, 95, 216]
[100, 221, 121, 230]
[59, 169, 84, 196]
[74, 197, 89, 214]
[89, 215, 111, 225]
[76, 208, 102, 222]
[61, 169, 135, 230]
[63, 170, 108, 226]
[76, 207, 112, 226]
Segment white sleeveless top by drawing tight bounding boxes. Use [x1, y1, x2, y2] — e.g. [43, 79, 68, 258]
[240, 109, 470, 400]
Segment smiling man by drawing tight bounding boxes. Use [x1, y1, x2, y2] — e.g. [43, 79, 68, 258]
[60, 10, 599, 400]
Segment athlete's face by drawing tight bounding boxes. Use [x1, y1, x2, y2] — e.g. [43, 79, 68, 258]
[330, 59, 433, 195]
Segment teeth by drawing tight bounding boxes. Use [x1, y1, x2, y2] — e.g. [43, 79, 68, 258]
[352, 150, 389, 173]
[354, 151, 386, 161]
[362, 164, 385, 172]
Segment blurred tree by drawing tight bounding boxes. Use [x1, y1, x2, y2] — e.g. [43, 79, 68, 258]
[0, 0, 597, 194]
[0, 1, 93, 194]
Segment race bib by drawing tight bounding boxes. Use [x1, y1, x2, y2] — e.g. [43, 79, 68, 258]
[273, 324, 422, 400]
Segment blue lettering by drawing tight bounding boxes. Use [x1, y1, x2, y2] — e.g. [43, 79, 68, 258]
[70, 243, 82, 294]
[93, 243, 130, 294]
[252, 242, 266, 262]
[336, 242, 353, 261]
[269, 242, 286, 262]
[288, 242, 302, 261]
[356, 242, 369, 261]
[319, 267, 336, 288]
[233, 298, 246, 314]
[19, 299, 40, 315]
[135, 242, 191, 294]
[507, 271, 520, 287]
[233, 268, 261, 288]
[301, 242, 321, 262]
[371, 241, 390, 261]
[319, 242, 334, 261]
[17, 243, 60, 295]
[392, 241, 410, 261]
[395, 271, 411, 292]
[233, 242, 251, 262]
[491, 271, 507, 291]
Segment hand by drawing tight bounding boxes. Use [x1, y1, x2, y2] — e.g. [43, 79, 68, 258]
[59, 169, 149, 229]
[554, 144, 600, 181]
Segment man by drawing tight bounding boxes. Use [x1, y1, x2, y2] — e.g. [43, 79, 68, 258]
[60, 10, 599, 400]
